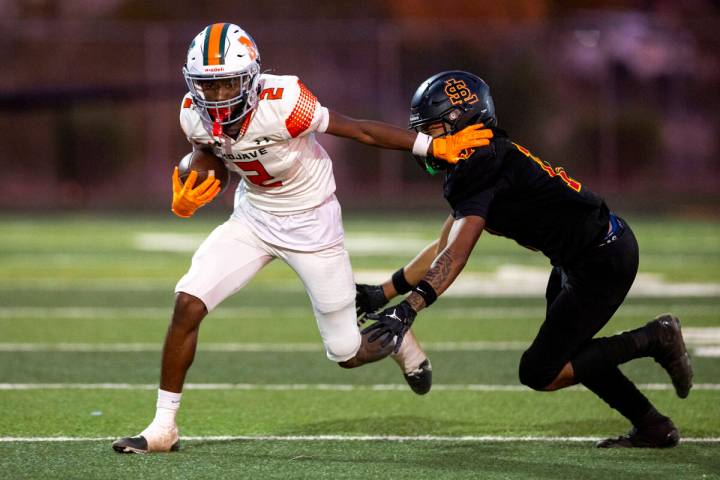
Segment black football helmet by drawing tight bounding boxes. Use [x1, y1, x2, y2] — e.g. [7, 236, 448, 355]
[409, 71, 496, 174]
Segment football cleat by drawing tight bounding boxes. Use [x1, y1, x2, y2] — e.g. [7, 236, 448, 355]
[648, 314, 693, 398]
[112, 424, 179, 454]
[392, 329, 432, 395]
[403, 359, 433, 395]
[596, 419, 679, 448]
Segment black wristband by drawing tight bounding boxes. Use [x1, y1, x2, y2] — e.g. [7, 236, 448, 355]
[412, 280, 438, 307]
[391, 268, 413, 295]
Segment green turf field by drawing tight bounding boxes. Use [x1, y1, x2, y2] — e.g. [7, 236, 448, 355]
[1, 214, 719, 479]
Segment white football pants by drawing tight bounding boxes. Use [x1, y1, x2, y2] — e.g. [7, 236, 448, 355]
[175, 215, 360, 362]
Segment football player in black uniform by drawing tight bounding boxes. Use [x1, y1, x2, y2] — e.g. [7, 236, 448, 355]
[357, 71, 694, 448]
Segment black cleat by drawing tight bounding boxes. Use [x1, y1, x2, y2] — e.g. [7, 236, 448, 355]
[596, 418, 679, 448]
[403, 359, 432, 395]
[648, 314, 693, 398]
[112, 435, 179, 454]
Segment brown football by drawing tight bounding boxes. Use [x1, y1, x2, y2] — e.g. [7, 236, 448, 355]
[178, 149, 230, 193]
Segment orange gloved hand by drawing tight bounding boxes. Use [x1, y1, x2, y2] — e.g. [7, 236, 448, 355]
[171, 167, 221, 218]
[430, 124, 494, 164]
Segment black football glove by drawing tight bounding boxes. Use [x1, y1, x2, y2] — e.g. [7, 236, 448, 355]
[355, 283, 389, 324]
[361, 301, 417, 354]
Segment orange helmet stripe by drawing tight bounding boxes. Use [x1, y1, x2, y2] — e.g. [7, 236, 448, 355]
[203, 23, 229, 66]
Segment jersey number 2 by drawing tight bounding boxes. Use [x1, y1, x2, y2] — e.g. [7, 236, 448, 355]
[234, 160, 283, 188]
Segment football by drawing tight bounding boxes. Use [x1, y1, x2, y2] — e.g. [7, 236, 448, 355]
[178, 150, 230, 193]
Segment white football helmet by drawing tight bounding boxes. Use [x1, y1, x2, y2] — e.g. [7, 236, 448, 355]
[183, 23, 261, 134]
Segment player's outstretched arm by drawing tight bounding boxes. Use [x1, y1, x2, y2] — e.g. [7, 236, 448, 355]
[406, 215, 485, 311]
[324, 111, 493, 163]
[362, 215, 485, 351]
[356, 215, 455, 319]
[385, 214, 454, 298]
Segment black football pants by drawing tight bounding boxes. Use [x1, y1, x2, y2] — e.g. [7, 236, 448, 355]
[517, 220, 654, 422]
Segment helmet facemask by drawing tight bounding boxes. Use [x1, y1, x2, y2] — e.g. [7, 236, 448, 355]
[183, 62, 260, 135]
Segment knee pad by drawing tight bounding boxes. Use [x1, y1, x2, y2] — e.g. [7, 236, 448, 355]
[314, 303, 361, 363]
[518, 350, 559, 391]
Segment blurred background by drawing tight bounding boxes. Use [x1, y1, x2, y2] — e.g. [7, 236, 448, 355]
[1, 0, 718, 214]
[2, 4, 720, 471]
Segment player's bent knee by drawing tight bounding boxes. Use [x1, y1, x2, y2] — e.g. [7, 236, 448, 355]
[313, 301, 361, 363]
[325, 333, 361, 364]
[175, 292, 207, 313]
[518, 351, 557, 391]
[172, 292, 208, 328]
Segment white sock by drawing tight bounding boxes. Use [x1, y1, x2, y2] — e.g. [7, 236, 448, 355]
[151, 389, 181, 428]
[391, 330, 427, 373]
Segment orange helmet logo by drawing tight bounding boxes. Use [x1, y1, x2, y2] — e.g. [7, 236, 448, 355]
[444, 79, 479, 106]
[239, 36, 258, 61]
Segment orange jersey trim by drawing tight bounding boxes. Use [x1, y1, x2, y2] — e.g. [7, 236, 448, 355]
[513, 142, 582, 192]
[285, 81, 317, 138]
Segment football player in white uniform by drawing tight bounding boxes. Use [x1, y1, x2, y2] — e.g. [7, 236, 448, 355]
[112, 23, 493, 453]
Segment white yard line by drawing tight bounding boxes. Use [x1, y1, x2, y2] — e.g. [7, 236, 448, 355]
[694, 347, 720, 358]
[1, 383, 719, 392]
[0, 306, 309, 319]
[0, 341, 529, 352]
[0, 342, 325, 352]
[1, 326, 718, 353]
[134, 232, 433, 255]
[360, 265, 720, 297]
[0, 304, 718, 320]
[5, 257, 720, 297]
[0, 434, 718, 443]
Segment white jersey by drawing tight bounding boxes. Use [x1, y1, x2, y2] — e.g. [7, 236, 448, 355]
[179, 73, 334, 214]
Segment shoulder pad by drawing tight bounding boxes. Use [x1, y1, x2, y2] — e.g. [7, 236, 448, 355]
[179, 93, 212, 145]
[254, 74, 320, 139]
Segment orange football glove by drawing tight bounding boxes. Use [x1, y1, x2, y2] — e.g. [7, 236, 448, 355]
[431, 124, 494, 164]
[171, 167, 221, 218]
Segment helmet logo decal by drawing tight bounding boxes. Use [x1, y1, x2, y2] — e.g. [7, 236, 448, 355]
[239, 36, 258, 61]
[203, 23, 230, 66]
[444, 79, 479, 106]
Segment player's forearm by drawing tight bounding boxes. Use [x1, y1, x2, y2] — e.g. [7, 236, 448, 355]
[350, 120, 438, 155]
[346, 119, 416, 150]
[405, 215, 484, 312]
[325, 111, 427, 152]
[382, 215, 454, 299]
[381, 240, 440, 299]
[405, 246, 469, 312]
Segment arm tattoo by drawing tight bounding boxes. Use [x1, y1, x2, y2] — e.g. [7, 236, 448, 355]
[406, 292, 425, 311]
[405, 249, 458, 312]
[425, 249, 455, 292]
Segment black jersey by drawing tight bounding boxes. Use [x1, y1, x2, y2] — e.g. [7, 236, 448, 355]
[444, 130, 610, 266]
